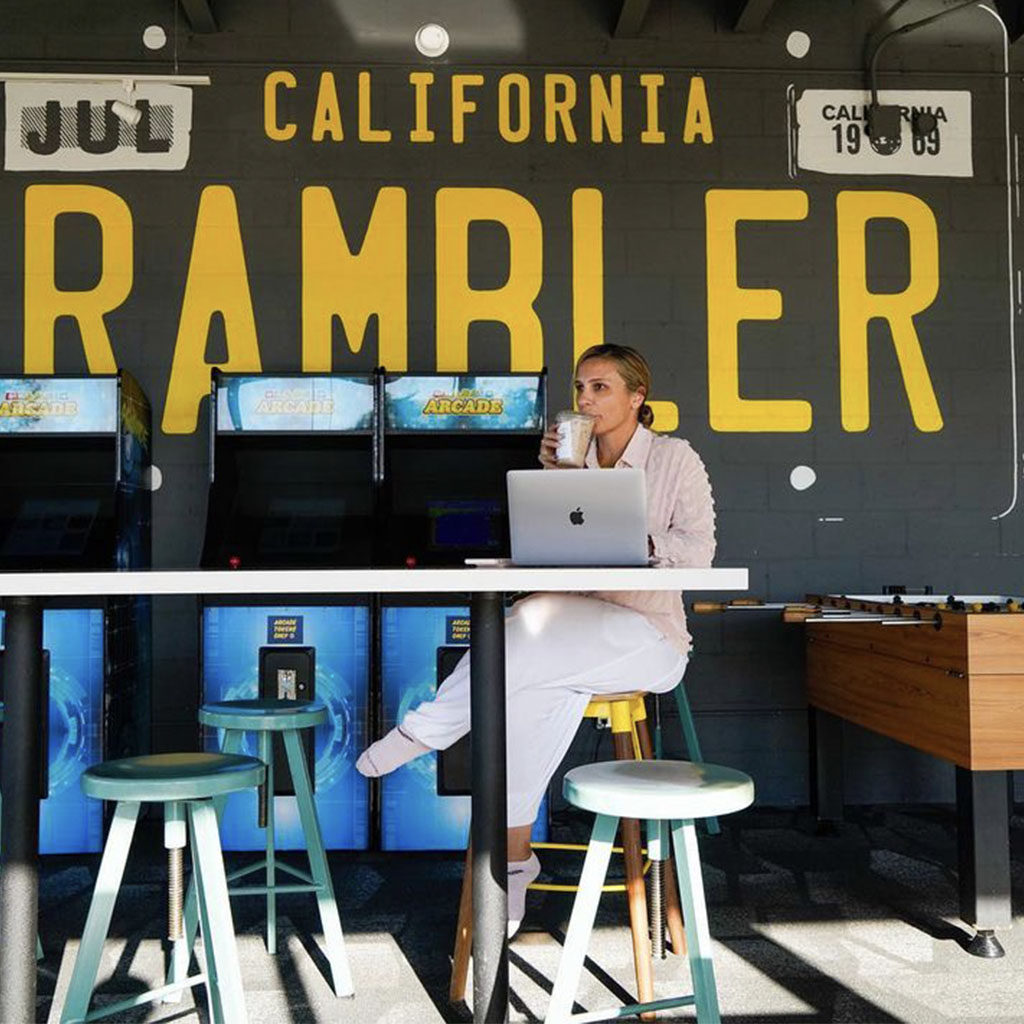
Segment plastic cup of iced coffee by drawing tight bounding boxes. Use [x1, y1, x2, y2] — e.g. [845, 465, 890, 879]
[554, 411, 595, 468]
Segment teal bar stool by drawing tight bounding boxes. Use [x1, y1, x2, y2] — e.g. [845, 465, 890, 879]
[59, 752, 265, 1024]
[545, 759, 754, 1024]
[666, 679, 721, 836]
[0, 702, 43, 961]
[171, 699, 353, 998]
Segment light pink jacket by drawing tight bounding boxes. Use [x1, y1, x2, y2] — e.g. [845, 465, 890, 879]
[582, 424, 717, 655]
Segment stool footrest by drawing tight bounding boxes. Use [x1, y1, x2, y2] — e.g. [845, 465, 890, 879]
[80, 974, 207, 1023]
[562, 992, 695, 1024]
[230, 883, 321, 897]
[528, 841, 651, 894]
[226, 858, 315, 887]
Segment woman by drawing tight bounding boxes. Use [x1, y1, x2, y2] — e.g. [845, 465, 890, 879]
[357, 343, 716, 934]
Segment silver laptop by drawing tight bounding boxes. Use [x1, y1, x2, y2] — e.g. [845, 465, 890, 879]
[506, 468, 648, 566]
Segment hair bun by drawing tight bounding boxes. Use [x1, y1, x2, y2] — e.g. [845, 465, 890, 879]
[639, 403, 654, 428]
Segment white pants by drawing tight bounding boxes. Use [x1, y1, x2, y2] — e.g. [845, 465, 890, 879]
[401, 593, 689, 827]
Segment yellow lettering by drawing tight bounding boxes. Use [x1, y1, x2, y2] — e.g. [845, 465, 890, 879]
[545, 74, 577, 143]
[436, 188, 543, 372]
[683, 75, 713, 143]
[301, 186, 408, 371]
[572, 188, 604, 368]
[162, 187, 262, 434]
[498, 74, 530, 143]
[640, 73, 665, 144]
[590, 74, 622, 143]
[837, 190, 943, 432]
[24, 184, 129, 374]
[451, 74, 484, 144]
[409, 72, 435, 142]
[311, 71, 344, 142]
[706, 189, 811, 431]
[263, 70, 297, 142]
[358, 70, 391, 142]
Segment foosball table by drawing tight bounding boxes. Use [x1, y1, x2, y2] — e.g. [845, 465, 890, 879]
[697, 592, 1024, 957]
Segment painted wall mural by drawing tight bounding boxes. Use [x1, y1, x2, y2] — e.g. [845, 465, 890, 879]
[0, 0, 1019, 802]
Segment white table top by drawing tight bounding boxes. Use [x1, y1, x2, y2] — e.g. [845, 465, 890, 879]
[0, 566, 747, 598]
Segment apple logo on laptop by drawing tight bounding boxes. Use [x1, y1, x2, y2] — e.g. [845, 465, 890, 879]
[569, 506, 585, 526]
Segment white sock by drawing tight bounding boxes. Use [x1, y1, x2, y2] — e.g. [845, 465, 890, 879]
[507, 852, 541, 939]
[355, 726, 430, 777]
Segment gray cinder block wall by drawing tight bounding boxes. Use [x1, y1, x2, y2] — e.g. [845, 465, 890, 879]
[0, 0, 1021, 806]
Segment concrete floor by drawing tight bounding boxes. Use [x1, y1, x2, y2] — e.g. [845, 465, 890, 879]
[35, 805, 1024, 1023]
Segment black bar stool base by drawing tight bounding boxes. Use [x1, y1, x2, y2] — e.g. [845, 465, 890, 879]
[965, 929, 1005, 958]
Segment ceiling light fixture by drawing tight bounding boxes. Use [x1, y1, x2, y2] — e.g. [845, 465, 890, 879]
[414, 23, 450, 57]
[111, 79, 141, 126]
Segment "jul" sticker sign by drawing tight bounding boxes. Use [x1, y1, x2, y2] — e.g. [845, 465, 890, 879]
[4, 81, 194, 172]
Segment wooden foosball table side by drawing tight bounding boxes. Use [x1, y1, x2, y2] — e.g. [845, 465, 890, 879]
[803, 598, 1024, 958]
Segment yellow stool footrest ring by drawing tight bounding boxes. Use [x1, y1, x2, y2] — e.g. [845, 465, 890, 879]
[527, 841, 651, 893]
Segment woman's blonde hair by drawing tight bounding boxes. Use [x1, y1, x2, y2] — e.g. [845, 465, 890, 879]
[574, 343, 655, 428]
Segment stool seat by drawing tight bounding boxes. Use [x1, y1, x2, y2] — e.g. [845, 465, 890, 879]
[82, 753, 265, 802]
[588, 690, 646, 704]
[199, 699, 327, 731]
[563, 760, 754, 821]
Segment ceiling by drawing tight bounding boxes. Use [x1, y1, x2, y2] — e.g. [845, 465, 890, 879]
[174, 0, 1024, 43]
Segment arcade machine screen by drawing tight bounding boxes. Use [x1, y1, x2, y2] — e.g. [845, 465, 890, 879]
[0, 441, 115, 569]
[383, 440, 522, 566]
[203, 439, 373, 568]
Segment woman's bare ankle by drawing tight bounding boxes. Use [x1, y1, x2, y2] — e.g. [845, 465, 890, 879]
[507, 823, 534, 862]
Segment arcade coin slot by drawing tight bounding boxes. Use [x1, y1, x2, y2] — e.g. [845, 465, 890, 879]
[259, 644, 316, 796]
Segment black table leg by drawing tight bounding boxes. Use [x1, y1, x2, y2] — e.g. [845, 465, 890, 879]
[956, 766, 1011, 958]
[809, 707, 844, 827]
[470, 591, 508, 1023]
[0, 596, 44, 1024]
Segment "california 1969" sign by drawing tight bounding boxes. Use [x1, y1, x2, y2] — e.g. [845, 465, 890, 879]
[791, 88, 973, 178]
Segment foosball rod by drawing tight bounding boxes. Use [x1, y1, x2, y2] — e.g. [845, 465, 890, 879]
[691, 601, 936, 625]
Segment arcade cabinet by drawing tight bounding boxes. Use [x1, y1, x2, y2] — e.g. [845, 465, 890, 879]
[0, 372, 152, 853]
[377, 372, 549, 850]
[199, 372, 373, 851]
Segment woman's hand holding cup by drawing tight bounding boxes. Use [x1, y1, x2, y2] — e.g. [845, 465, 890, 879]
[539, 411, 595, 469]
[538, 424, 561, 468]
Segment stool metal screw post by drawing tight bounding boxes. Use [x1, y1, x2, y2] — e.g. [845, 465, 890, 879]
[544, 759, 754, 1024]
[168, 699, 354, 999]
[59, 752, 264, 1024]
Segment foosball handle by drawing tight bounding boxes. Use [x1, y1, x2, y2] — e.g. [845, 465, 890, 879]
[691, 598, 766, 614]
[692, 601, 726, 614]
[782, 605, 818, 623]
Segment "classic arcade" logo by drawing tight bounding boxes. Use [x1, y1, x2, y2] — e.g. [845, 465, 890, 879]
[422, 389, 504, 416]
